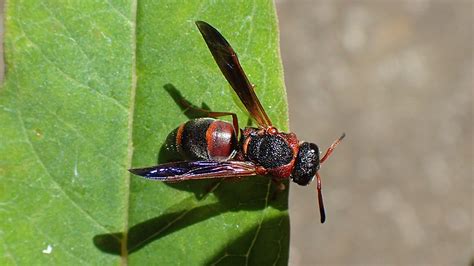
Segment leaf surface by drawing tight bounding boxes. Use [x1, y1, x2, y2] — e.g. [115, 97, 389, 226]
[0, 1, 289, 264]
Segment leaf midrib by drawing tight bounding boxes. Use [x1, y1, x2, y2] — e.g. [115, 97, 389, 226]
[122, 0, 138, 264]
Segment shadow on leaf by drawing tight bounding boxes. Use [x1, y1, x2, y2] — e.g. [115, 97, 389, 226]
[205, 216, 289, 265]
[157, 83, 218, 163]
[93, 175, 287, 255]
[93, 84, 288, 255]
[94, 202, 223, 254]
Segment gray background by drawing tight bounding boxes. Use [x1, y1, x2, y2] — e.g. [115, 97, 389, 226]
[276, 1, 472, 265]
[1, 1, 472, 265]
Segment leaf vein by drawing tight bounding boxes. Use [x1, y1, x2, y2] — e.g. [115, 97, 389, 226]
[105, 0, 133, 24]
[244, 177, 272, 265]
[15, 104, 114, 234]
[121, 0, 138, 262]
[19, 211, 90, 263]
[39, 2, 111, 90]
[15, 20, 128, 112]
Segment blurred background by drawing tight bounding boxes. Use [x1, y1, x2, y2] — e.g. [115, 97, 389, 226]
[275, 1, 472, 265]
[1, 1, 471, 265]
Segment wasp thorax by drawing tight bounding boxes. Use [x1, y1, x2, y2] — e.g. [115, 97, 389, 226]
[247, 134, 293, 169]
[291, 142, 320, 186]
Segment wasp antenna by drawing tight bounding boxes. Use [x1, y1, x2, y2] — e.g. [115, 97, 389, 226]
[339, 132, 346, 141]
[316, 172, 326, 223]
[320, 132, 346, 164]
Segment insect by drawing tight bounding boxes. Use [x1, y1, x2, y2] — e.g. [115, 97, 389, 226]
[129, 21, 345, 223]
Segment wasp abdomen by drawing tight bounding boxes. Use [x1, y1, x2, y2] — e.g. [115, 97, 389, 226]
[176, 118, 237, 161]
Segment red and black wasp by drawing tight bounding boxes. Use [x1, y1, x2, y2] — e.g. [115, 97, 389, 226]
[129, 21, 345, 223]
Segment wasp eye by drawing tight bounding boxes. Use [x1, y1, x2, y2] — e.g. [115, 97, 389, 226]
[291, 142, 320, 186]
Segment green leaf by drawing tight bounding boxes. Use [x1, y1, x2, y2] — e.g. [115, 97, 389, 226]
[0, 1, 289, 264]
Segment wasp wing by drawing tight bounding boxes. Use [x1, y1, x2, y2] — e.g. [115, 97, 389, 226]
[129, 160, 257, 181]
[196, 21, 272, 128]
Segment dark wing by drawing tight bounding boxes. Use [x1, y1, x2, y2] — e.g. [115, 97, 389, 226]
[196, 21, 272, 128]
[129, 161, 257, 181]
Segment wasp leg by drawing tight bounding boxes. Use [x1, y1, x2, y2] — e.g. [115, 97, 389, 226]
[270, 178, 286, 201]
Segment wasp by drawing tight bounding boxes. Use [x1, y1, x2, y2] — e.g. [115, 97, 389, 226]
[129, 21, 345, 223]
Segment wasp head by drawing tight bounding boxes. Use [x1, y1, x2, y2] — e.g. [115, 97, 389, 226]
[291, 142, 320, 186]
